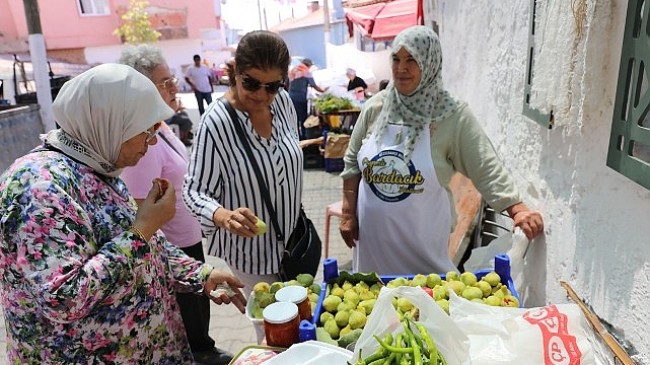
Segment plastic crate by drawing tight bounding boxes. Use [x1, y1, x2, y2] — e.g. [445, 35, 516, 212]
[312, 255, 521, 327]
[324, 158, 344, 172]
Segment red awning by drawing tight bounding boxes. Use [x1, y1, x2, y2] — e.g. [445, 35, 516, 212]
[344, 0, 418, 40]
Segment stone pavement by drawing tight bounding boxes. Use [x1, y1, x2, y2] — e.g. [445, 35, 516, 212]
[0, 90, 353, 363]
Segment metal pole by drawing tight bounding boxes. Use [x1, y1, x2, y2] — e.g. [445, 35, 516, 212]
[257, 0, 263, 30]
[23, 0, 55, 131]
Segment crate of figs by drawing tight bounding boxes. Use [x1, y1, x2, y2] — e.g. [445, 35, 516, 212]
[312, 254, 520, 349]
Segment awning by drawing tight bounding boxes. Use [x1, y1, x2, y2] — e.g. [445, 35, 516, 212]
[344, 0, 419, 41]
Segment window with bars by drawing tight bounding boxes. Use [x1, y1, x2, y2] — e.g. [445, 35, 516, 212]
[523, 0, 553, 129]
[606, 0, 650, 190]
[77, 0, 110, 16]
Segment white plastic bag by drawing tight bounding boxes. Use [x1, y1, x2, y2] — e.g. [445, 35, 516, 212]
[449, 293, 600, 364]
[352, 286, 470, 364]
[464, 230, 530, 302]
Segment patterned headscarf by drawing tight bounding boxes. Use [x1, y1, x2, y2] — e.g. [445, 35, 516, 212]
[44, 63, 174, 177]
[374, 26, 459, 161]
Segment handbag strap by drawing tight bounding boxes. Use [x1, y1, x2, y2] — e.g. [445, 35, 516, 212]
[220, 97, 286, 243]
[157, 129, 185, 159]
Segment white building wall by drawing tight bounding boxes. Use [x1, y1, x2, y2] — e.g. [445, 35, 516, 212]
[434, 0, 649, 362]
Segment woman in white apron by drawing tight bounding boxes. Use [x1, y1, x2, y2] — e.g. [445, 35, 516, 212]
[339, 26, 544, 276]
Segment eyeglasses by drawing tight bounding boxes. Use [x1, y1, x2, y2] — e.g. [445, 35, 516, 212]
[143, 122, 162, 143]
[156, 77, 178, 90]
[239, 73, 284, 94]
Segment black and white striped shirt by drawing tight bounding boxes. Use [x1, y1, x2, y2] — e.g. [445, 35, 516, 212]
[183, 90, 304, 275]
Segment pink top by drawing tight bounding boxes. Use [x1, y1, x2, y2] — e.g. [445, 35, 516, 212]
[122, 123, 202, 248]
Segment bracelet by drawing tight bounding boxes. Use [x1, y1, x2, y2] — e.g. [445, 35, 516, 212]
[129, 225, 148, 241]
[343, 190, 357, 194]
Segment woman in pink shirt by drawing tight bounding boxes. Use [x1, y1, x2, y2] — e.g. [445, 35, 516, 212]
[119, 45, 232, 365]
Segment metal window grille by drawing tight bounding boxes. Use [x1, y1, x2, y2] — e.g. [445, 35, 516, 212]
[606, 0, 650, 190]
[522, 0, 554, 128]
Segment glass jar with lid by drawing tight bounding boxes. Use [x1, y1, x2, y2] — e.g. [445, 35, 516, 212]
[274, 285, 312, 322]
[262, 301, 300, 348]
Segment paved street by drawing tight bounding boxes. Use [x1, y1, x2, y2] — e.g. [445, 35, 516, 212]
[0, 90, 352, 362]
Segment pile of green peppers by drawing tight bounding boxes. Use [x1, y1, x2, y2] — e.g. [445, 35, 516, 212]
[349, 319, 447, 365]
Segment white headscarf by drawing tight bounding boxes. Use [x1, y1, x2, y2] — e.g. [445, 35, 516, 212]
[44, 63, 174, 177]
[374, 26, 460, 161]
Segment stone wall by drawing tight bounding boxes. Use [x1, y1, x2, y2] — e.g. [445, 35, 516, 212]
[0, 105, 43, 172]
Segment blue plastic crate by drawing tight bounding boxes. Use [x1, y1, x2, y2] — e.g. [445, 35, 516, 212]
[313, 255, 521, 327]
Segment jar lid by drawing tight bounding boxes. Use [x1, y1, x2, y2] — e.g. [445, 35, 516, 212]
[263, 302, 299, 324]
[274, 285, 308, 304]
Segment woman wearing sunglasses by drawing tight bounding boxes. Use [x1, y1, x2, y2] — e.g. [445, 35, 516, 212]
[183, 31, 304, 293]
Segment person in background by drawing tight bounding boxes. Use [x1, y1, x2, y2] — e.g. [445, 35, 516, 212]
[168, 98, 195, 146]
[379, 79, 389, 91]
[185, 54, 214, 116]
[288, 58, 328, 139]
[0, 64, 246, 364]
[346, 67, 368, 93]
[339, 26, 544, 276]
[183, 30, 303, 293]
[119, 45, 231, 365]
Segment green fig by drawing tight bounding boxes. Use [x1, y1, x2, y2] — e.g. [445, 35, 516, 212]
[253, 281, 270, 294]
[322, 295, 342, 312]
[460, 272, 478, 286]
[255, 217, 267, 235]
[296, 273, 314, 287]
[484, 295, 501, 306]
[309, 283, 322, 296]
[461, 286, 483, 301]
[446, 271, 460, 281]
[436, 299, 450, 314]
[426, 273, 442, 288]
[343, 290, 360, 306]
[410, 274, 427, 287]
[476, 281, 492, 298]
[483, 272, 501, 287]
[334, 310, 350, 327]
[348, 310, 367, 329]
[447, 280, 466, 296]
[269, 282, 284, 294]
[324, 318, 340, 339]
[320, 311, 334, 324]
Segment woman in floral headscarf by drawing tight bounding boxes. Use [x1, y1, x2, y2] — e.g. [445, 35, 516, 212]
[0, 64, 246, 364]
[339, 26, 544, 276]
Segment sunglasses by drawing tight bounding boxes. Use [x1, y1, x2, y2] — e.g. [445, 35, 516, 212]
[239, 73, 284, 94]
[156, 77, 178, 90]
[143, 122, 162, 143]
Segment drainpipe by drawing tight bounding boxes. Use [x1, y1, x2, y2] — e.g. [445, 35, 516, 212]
[23, 0, 55, 132]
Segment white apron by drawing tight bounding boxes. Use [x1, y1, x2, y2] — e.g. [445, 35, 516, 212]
[353, 123, 457, 276]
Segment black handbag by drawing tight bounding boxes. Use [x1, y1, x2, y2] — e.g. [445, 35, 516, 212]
[222, 98, 322, 281]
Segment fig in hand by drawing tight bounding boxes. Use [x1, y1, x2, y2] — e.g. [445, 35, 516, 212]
[255, 217, 267, 235]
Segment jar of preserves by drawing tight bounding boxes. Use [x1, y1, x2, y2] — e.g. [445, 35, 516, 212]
[274, 285, 312, 322]
[262, 302, 300, 348]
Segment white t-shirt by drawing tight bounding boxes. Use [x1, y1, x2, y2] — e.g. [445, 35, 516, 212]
[185, 65, 212, 93]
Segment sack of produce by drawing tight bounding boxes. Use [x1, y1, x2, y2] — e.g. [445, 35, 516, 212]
[449, 294, 600, 364]
[351, 286, 470, 364]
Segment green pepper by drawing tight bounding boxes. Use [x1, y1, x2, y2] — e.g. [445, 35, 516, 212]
[416, 323, 438, 364]
[373, 335, 414, 354]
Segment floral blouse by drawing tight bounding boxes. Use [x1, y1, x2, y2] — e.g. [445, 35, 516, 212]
[0, 149, 213, 364]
